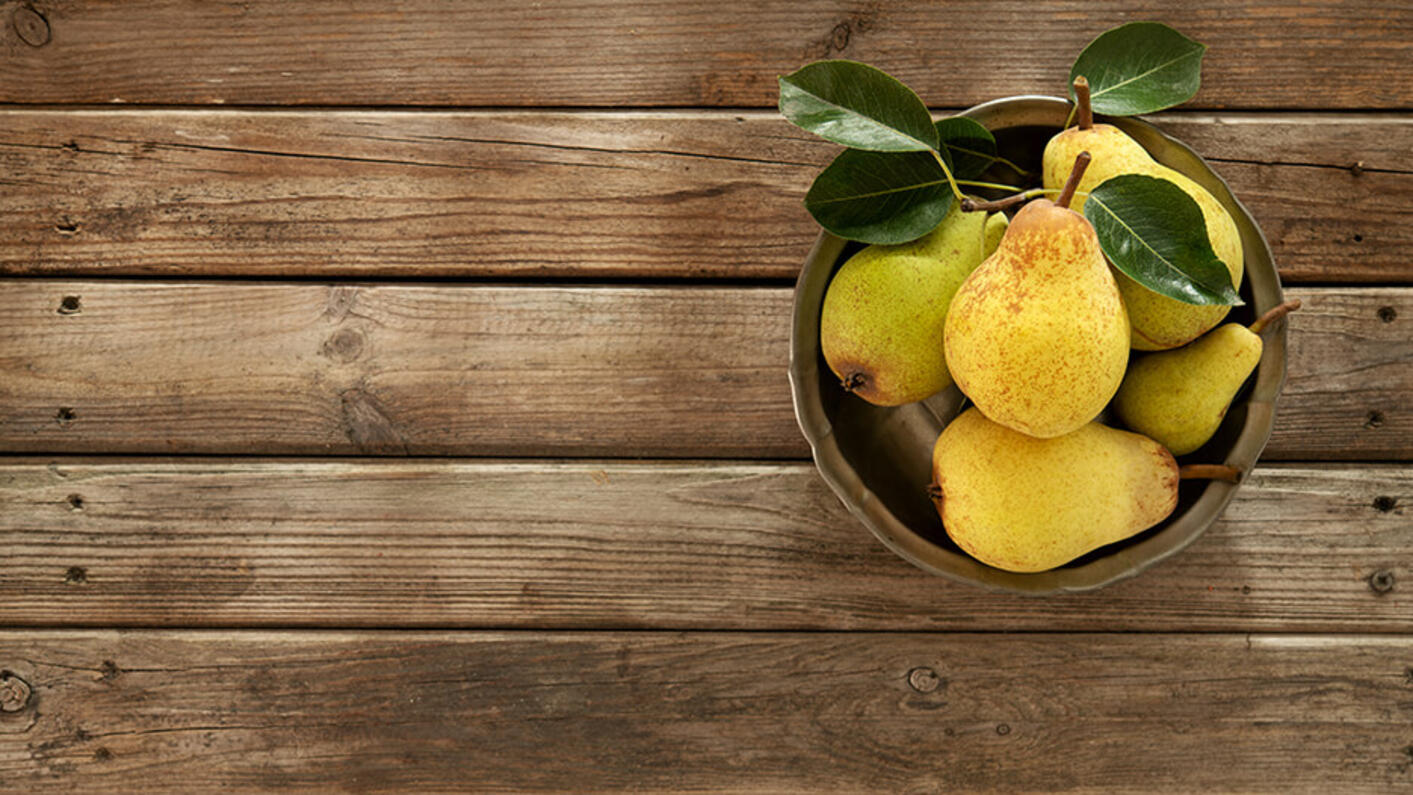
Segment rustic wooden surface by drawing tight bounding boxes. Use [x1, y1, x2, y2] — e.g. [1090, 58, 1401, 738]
[1, 1, 1410, 791]
[1, 632, 1410, 793]
[0, 283, 1407, 459]
[2, 1, 1410, 108]
[0, 111, 1408, 281]
[0, 460, 1407, 632]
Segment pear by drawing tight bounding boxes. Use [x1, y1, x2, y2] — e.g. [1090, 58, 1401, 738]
[930, 407, 1178, 573]
[820, 205, 1008, 406]
[1115, 299, 1301, 455]
[1042, 77, 1245, 350]
[944, 153, 1129, 438]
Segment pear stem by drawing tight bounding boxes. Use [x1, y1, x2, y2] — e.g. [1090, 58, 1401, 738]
[960, 193, 1032, 213]
[1248, 298, 1303, 334]
[960, 187, 1092, 213]
[1074, 76, 1093, 130]
[1054, 152, 1091, 210]
[1178, 464, 1243, 483]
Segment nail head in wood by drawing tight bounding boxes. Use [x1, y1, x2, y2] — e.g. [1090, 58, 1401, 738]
[1368, 569, 1395, 594]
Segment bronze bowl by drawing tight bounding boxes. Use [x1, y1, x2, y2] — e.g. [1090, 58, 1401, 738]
[788, 95, 1289, 594]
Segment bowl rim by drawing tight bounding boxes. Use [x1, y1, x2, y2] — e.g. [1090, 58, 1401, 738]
[788, 94, 1290, 595]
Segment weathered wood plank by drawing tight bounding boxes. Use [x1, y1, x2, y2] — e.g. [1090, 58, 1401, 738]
[0, 284, 1406, 459]
[0, 111, 1408, 281]
[0, 460, 1407, 631]
[2, 1, 1410, 109]
[0, 631, 1407, 792]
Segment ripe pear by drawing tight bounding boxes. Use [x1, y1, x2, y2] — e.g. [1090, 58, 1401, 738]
[1042, 77, 1244, 350]
[1115, 299, 1301, 456]
[930, 408, 1179, 573]
[944, 153, 1130, 438]
[820, 204, 1008, 406]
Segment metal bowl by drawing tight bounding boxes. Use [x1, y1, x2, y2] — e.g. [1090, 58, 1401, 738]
[788, 95, 1289, 594]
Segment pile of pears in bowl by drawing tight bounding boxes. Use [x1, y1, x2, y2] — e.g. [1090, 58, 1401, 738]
[789, 89, 1293, 594]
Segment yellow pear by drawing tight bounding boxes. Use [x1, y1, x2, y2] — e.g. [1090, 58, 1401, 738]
[1115, 299, 1300, 455]
[819, 205, 1007, 406]
[1042, 76, 1244, 350]
[944, 154, 1129, 438]
[930, 408, 1179, 573]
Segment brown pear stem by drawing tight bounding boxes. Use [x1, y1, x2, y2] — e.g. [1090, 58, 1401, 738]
[1247, 298, 1303, 334]
[1074, 76, 1093, 130]
[961, 193, 1031, 213]
[1178, 464, 1243, 483]
[926, 482, 943, 504]
[1054, 152, 1091, 209]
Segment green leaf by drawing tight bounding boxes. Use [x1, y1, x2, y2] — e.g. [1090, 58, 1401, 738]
[1083, 175, 1241, 306]
[804, 146, 955, 244]
[1070, 22, 1206, 116]
[779, 60, 939, 152]
[935, 117, 996, 180]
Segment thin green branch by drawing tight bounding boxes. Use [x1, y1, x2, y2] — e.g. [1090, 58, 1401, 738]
[929, 149, 966, 204]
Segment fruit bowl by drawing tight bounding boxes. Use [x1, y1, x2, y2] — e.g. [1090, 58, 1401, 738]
[788, 95, 1289, 594]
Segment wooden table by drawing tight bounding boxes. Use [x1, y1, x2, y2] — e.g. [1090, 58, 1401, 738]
[1, 2, 1409, 791]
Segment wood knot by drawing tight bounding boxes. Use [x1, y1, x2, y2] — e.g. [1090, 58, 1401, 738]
[1378, 306, 1397, 323]
[64, 565, 87, 584]
[1373, 496, 1398, 513]
[320, 327, 365, 363]
[995, 723, 1011, 736]
[11, 5, 50, 48]
[0, 670, 32, 712]
[907, 666, 943, 693]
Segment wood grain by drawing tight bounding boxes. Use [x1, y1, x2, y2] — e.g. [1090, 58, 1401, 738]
[0, 459, 1408, 631]
[0, 283, 1407, 459]
[2, 1, 1410, 109]
[0, 110, 1409, 281]
[0, 631, 1408, 792]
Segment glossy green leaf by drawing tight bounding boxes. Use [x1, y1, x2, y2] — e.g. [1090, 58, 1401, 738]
[1070, 22, 1206, 116]
[804, 146, 955, 244]
[935, 117, 996, 180]
[1083, 175, 1241, 306]
[779, 60, 939, 152]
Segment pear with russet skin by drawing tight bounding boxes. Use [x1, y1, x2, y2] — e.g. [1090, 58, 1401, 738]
[930, 408, 1181, 573]
[819, 204, 1008, 406]
[944, 153, 1130, 438]
[1115, 299, 1301, 455]
[1042, 76, 1244, 351]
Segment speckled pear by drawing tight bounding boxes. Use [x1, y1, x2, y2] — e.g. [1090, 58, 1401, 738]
[944, 154, 1130, 438]
[1042, 77, 1244, 350]
[820, 205, 1007, 406]
[1115, 299, 1300, 455]
[930, 408, 1179, 573]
